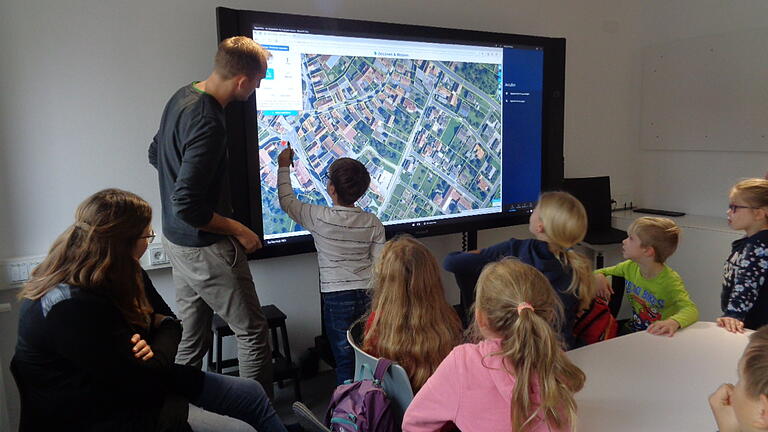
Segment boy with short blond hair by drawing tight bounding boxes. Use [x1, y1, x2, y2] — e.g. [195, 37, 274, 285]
[595, 217, 699, 336]
[631, 217, 680, 263]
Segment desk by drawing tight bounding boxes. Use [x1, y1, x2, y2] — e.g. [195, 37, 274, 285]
[611, 210, 738, 234]
[567, 321, 750, 431]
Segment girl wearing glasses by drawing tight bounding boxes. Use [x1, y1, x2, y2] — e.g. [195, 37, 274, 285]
[13, 189, 287, 432]
[718, 178, 768, 333]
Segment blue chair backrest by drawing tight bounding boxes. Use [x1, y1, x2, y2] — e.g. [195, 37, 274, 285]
[347, 322, 414, 424]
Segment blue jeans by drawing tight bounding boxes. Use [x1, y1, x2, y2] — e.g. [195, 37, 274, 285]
[188, 372, 286, 432]
[323, 289, 370, 384]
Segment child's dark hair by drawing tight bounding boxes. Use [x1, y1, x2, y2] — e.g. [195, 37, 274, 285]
[328, 158, 371, 205]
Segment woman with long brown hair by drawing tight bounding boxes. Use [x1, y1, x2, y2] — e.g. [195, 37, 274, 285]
[12, 189, 286, 432]
[363, 236, 462, 392]
[403, 259, 585, 431]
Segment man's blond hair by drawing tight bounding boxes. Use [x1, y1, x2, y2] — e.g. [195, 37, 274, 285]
[214, 36, 270, 79]
[628, 217, 681, 263]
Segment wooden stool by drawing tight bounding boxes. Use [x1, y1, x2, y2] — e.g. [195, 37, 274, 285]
[207, 304, 302, 401]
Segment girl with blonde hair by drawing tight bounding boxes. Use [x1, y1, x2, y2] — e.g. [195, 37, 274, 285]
[444, 191, 596, 348]
[403, 259, 585, 431]
[718, 178, 768, 333]
[363, 236, 462, 392]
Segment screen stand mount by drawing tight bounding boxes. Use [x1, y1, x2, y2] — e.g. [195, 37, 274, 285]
[463, 230, 478, 252]
[456, 230, 479, 327]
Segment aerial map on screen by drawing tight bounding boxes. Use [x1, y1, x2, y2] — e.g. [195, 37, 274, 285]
[254, 33, 504, 238]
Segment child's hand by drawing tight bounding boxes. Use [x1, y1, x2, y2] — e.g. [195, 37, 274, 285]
[709, 383, 739, 432]
[278, 148, 294, 168]
[595, 273, 613, 298]
[717, 317, 745, 334]
[646, 319, 680, 337]
[130, 333, 154, 361]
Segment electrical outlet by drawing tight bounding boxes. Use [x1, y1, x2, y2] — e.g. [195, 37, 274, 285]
[148, 243, 170, 266]
[612, 193, 633, 211]
[29, 258, 43, 270]
[2, 255, 47, 288]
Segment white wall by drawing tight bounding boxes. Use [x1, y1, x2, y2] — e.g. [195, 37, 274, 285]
[0, 0, 646, 258]
[0, 0, 657, 428]
[635, 0, 768, 216]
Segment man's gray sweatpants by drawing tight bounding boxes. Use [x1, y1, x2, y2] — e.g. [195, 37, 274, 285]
[163, 236, 273, 395]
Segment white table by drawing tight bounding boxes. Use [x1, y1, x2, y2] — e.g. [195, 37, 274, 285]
[567, 321, 751, 431]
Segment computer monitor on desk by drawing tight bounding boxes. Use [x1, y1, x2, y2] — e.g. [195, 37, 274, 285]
[562, 176, 626, 245]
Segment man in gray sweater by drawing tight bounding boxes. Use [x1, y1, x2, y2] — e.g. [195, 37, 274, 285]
[149, 36, 273, 393]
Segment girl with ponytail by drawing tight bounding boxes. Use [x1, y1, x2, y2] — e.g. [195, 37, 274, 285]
[403, 259, 585, 432]
[444, 191, 596, 348]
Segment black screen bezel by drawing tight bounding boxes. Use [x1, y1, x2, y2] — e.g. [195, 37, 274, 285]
[217, 7, 565, 259]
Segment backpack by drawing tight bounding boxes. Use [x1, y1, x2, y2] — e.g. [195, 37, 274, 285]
[325, 358, 397, 432]
[573, 296, 618, 345]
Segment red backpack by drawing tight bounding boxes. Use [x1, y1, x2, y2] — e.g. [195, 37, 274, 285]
[573, 296, 618, 345]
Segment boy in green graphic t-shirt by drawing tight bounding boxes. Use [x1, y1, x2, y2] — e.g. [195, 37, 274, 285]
[595, 217, 699, 336]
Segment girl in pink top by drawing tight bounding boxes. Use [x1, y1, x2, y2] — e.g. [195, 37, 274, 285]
[403, 259, 586, 431]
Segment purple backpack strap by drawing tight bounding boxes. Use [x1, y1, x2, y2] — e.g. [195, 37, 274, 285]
[373, 358, 393, 381]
